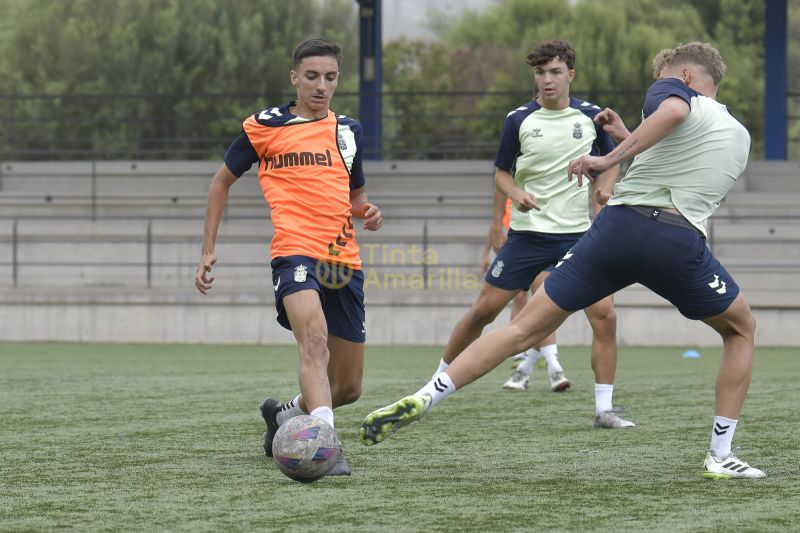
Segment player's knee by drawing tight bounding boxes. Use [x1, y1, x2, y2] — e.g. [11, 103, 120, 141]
[588, 303, 617, 336]
[604, 306, 618, 331]
[717, 298, 757, 342]
[332, 382, 361, 407]
[740, 308, 756, 341]
[468, 300, 502, 326]
[512, 291, 528, 305]
[508, 323, 533, 353]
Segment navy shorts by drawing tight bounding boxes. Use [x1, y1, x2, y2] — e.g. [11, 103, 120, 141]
[485, 229, 584, 291]
[270, 255, 366, 343]
[544, 205, 740, 320]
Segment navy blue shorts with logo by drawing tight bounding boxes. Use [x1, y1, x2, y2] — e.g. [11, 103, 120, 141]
[485, 229, 584, 291]
[270, 255, 366, 343]
[544, 205, 740, 320]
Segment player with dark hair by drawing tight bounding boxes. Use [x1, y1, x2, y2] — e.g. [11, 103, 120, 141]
[361, 42, 766, 479]
[378, 38, 631, 434]
[195, 38, 382, 476]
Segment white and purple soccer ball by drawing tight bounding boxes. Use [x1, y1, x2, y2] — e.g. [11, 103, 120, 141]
[271, 415, 340, 482]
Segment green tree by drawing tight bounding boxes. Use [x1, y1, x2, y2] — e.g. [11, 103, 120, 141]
[790, 0, 800, 159]
[382, 0, 767, 159]
[0, 0, 358, 158]
[712, 0, 765, 155]
[0, 0, 780, 160]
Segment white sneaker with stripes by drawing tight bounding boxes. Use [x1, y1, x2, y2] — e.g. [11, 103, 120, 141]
[702, 451, 766, 479]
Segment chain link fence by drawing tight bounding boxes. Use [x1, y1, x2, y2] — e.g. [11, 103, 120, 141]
[0, 89, 667, 161]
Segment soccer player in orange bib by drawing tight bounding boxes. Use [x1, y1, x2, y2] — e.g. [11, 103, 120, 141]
[195, 39, 382, 476]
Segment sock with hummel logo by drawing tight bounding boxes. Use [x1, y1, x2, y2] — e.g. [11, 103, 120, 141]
[709, 415, 738, 459]
[415, 372, 456, 408]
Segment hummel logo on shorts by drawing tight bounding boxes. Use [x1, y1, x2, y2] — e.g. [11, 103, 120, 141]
[708, 274, 727, 295]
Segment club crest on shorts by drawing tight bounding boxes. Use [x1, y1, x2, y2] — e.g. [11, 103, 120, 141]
[491, 260, 504, 278]
[572, 122, 583, 139]
[294, 264, 308, 283]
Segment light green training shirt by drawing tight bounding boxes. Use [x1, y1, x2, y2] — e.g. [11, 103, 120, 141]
[494, 97, 616, 234]
[608, 78, 751, 236]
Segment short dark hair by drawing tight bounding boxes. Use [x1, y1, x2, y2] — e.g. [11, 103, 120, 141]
[292, 38, 343, 69]
[526, 39, 576, 69]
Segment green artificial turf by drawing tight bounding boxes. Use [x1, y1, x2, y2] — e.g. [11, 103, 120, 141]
[1, 343, 798, 532]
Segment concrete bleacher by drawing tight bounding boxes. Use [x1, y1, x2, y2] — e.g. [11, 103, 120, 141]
[0, 160, 498, 218]
[0, 159, 798, 345]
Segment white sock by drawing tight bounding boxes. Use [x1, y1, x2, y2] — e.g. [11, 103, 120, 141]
[414, 371, 456, 408]
[275, 395, 305, 426]
[595, 383, 614, 415]
[310, 405, 335, 429]
[432, 358, 449, 379]
[540, 344, 563, 374]
[709, 416, 738, 459]
[516, 348, 537, 376]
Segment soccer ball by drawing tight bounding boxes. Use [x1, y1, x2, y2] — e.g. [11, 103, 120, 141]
[271, 415, 340, 482]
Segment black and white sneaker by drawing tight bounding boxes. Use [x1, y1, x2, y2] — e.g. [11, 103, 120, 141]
[259, 397, 282, 458]
[702, 450, 766, 479]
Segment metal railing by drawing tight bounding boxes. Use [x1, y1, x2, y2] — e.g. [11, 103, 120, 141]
[2, 212, 799, 290]
[0, 214, 483, 289]
[0, 89, 649, 161]
[1, 159, 798, 289]
[2, 89, 797, 160]
[788, 90, 800, 159]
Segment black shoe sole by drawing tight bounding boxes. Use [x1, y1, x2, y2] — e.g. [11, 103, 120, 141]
[260, 397, 281, 458]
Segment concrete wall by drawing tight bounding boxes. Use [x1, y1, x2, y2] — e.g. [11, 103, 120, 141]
[1, 159, 798, 347]
[1, 286, 799, 347]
